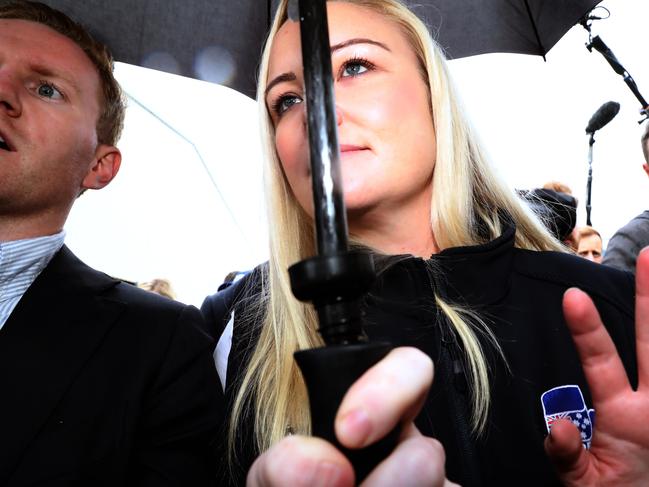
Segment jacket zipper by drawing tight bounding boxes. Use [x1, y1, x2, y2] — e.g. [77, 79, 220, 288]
[422, 260, 482, 487]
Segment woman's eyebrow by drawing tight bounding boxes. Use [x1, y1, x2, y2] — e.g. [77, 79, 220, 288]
[265, 72, 297, 97]
[330, 38, 391, 53]
[265, 39, 390, 96]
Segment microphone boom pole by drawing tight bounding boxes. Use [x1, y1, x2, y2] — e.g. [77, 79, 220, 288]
[581, 14, 649, 122]
[586, 132, 595, 226]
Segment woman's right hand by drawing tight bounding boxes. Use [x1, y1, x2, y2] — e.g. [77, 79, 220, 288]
[545, 248, 649, 486]
[246, 347, 457, 486]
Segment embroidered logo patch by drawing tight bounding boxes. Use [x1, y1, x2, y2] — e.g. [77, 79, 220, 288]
[541, 385, 595, 449]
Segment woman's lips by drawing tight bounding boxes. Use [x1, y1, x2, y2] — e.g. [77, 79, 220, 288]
[339, 144, 367, 153]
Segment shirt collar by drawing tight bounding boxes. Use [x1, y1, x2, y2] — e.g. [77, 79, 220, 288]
[0, 231, 66, 296]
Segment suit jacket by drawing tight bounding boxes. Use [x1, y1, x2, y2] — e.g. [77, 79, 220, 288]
[603, 210, 649, 273]
[0, 246, 223, 486]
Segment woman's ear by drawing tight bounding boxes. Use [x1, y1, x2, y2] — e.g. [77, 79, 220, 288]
[81, 144, 122, 190]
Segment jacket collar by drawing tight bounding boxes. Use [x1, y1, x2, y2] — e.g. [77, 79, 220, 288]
[432, 222, 516, 306]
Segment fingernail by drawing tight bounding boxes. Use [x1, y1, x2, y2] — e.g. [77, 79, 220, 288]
[563, 287, 583, 298]
[309, 461, 344, 487]
[339, 408, 371, 447]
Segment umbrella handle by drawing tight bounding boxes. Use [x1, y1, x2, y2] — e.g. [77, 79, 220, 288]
[288, 247, 399, 480]
[294, 342, 399, 483]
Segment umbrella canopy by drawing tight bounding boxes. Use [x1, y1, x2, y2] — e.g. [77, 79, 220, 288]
[35, 0, 271, 98]
[21, 0, 601, 98]
[402, 0, 603, 61]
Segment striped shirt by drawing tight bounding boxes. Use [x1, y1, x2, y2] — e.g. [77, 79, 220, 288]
[0, 232, 65, 330]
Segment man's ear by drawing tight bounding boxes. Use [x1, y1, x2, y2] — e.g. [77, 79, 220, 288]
[643, 163, 649, 179]
[82, 144, 122, 190]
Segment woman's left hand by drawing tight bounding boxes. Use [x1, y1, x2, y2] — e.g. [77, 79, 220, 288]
[545, 247, 649, 485]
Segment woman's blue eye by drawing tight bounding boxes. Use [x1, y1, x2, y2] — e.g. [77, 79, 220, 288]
[37, 82, 63, 100]
[275, 95, 302, 115]
[342, 62, 369, 78]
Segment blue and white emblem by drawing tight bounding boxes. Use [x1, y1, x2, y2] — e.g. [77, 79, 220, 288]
[541, 385, 595, 449]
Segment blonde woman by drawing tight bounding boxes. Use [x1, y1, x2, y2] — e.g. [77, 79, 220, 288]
[203, 1, 649, 485]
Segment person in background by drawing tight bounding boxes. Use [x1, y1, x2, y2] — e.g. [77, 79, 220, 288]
[217, 270, 249, 291]
[203, 1, 649, 485]
[138, 277, 177, 300]
[576, 226, 604, 263]
[542, 180, 574, 196]
[0, 2, 221, 485]
[542, 181, 579, 250]
[603, 122, 649, 273]
[521, 187, 578, 249]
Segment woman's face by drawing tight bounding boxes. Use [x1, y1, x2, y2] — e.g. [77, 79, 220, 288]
[265, 1, 437, 222]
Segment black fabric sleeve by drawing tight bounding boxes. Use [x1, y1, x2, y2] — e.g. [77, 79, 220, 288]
[126, 306, 224, 487]
[200, 277, 249, 343]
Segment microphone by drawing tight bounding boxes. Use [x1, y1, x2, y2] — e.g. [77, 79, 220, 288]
[585, 101, 620, 134]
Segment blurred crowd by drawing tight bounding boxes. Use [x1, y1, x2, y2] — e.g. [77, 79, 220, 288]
[522, 122, 649, 274]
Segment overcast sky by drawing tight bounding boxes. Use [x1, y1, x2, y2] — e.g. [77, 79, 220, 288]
[65, 0, 649, 306]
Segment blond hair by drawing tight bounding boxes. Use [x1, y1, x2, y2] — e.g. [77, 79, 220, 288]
[137, 278, 176, 300]
[227, 0, 564, 466]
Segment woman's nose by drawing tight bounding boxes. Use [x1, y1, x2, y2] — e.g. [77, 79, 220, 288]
[336, 106, 343, 126]
[299, 102, 343, 130]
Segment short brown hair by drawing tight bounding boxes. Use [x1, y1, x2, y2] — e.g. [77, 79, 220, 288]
[641, 122, 649, 164]
[0, 0, 125, 146]
[577, 225, 601, 241]
[542, 181, 572, 195]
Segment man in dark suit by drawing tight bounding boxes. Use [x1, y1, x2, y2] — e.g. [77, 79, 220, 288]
[0, 2, 222, 485]
[603, 122, 649, 273]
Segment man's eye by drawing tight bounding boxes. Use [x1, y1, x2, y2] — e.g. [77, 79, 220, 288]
[37, 82, 64, 100]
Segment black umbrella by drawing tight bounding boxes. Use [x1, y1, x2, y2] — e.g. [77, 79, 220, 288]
[405, 0, 603, 61]
[35, 0, 272, 98]
[28, 0, 602, 98]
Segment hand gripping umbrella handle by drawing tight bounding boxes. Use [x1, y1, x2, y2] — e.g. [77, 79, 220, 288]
[289, 251, 399, 481]
[294, 342, 399, 482]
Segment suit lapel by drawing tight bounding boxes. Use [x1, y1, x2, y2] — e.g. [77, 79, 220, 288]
[0, 246, 125, 482]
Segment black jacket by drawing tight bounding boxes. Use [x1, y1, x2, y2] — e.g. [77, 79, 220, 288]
[0, 246, 223, 486]
[202, 224, 636, 486]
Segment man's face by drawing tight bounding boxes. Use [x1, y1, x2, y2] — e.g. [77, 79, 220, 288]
[577, 234, 603, 263]
[0, 19, 109, 224]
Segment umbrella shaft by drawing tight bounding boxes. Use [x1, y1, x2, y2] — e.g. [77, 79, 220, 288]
[299, 0, 349, 256]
